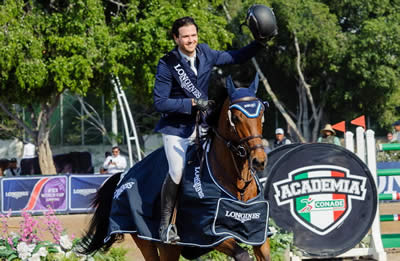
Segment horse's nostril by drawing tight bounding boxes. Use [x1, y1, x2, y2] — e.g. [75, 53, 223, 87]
[252, 158, 266, 170]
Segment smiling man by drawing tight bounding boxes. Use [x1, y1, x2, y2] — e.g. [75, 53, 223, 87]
[153, 12, 277, 243]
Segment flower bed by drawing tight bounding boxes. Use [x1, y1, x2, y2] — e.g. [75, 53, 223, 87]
[0, 208, 127, 261]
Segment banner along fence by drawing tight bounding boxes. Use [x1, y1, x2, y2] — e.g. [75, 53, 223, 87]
[0, 174, 112, 215]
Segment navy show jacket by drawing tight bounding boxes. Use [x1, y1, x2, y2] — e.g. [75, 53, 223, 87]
[153, 41, 263, 138]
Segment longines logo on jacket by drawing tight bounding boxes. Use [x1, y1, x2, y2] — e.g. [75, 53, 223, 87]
[113, 181, 135, 199]
[273, 165, 367, 235]
[193, 166, 204, 198]
[173, 63, 201, 98]
[225, 211, 261, 223]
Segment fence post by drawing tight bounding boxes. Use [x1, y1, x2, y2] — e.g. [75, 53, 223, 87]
[356, 127, 366, 162]
[365, 129, 387, 261]
[345, 131, 355, 152]
[338, 129, 387, 261]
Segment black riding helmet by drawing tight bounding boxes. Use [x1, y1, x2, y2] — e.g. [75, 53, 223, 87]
[245, 4, 278, 41]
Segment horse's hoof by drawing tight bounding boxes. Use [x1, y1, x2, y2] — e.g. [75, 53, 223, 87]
[160, 224, 180, 243]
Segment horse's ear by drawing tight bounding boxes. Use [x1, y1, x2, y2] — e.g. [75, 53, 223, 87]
[249, 73, 259, 94]
[225, 75, 236, 97]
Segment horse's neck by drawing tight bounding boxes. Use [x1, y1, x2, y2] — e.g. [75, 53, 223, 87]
[209, 136, 257, 201]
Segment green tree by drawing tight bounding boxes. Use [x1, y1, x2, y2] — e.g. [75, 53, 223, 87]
[323, 0, 400, 129]
[218, 0, 345, 141]
[0, 0, 116, 173]
[0, 0, 236, 173]
[223, 0, 400, 141]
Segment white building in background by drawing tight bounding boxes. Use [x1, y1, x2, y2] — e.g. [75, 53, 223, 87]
[0, 139, 23, 159]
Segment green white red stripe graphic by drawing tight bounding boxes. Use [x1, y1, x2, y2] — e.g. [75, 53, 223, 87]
[380, 214, 400, 222]
[273, 164, 367, 235]
[379, 192, 400, 201]
[295, 170, 346, 230]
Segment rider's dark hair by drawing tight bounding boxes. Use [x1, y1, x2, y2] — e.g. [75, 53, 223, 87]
[171, 16, 198, 38]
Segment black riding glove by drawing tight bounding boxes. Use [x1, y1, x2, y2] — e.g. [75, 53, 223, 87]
[194, 99, 212, 112]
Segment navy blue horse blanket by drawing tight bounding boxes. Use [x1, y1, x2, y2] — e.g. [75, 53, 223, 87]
[106, 143, 269, 257]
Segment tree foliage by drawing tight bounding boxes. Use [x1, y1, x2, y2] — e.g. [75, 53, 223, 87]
[0, 0, 399, 173]
[224, 0, 400, 139]
[0, 0, 236, 173]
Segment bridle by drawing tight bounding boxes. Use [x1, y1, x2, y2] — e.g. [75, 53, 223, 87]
[214, 96, 265, 158]
[212, 96, 265, 198]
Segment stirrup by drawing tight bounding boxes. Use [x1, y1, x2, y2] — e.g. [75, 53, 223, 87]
[160, 224, 180, 243]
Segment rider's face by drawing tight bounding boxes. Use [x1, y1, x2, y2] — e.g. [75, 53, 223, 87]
[174, 24, 198, 57]
[112, 149, 120, 156]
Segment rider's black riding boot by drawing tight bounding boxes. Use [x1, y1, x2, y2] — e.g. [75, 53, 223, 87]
[159, 174, 180, 243]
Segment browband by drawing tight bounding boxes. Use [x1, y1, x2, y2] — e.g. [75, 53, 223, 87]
[229, 97, 264, 118]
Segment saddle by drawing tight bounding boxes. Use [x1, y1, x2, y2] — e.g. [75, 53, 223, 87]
[107, 143, 269, 258]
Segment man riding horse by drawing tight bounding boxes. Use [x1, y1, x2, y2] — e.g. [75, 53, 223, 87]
[153, 5, 278, 243]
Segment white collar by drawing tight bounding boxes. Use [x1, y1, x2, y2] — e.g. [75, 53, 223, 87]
[178, 48, 196, 62]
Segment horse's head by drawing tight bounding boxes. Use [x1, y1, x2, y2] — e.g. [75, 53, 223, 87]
[218, 73, 267, 172]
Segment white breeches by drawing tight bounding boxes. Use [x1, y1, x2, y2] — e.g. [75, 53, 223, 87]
[162, 130, 196, 184]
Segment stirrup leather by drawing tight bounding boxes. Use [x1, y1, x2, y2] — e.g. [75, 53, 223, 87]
[160, 224, 180, 243]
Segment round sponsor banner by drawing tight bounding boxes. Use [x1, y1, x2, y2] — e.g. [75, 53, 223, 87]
[265, 143, 377, 257]
[38, 177, 66, 210]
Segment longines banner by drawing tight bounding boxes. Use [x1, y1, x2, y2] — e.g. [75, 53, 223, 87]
[264, 143, 377, 257]
[68, 174, 111, 212]
[0, 174, 112, 214]
[1, 176, 68, 214]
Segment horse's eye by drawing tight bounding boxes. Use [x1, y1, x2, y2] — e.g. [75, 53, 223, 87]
[231, 114, 240, 124]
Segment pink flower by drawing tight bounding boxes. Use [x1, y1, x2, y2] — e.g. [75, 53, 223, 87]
[7, 237, 14, 247]
[42, 206, 64, 244]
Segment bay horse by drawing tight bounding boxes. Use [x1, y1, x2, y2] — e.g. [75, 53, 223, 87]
[79, 74, 270, 261]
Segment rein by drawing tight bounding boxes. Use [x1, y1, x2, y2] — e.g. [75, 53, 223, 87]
[212, 127, 259, 200]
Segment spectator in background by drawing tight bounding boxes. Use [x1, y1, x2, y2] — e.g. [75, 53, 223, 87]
[387, 132, 393, 143]
[22, 141, 36, 159]
[392, 120, 400, 143]
[4, 158, 20, 177]
[102, 146, 127, 174]
[0, 158, 8, 177]
[318, 124, 341, 146]
[273, 128, 292, 148]
[99, 151, 112, 174]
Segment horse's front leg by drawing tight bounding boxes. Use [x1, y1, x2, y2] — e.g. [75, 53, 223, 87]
[253, 238, 271, 261]
[158, 243, 182, 261]
[214, 238, 252, 261]
[131, 234, 160, 261]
